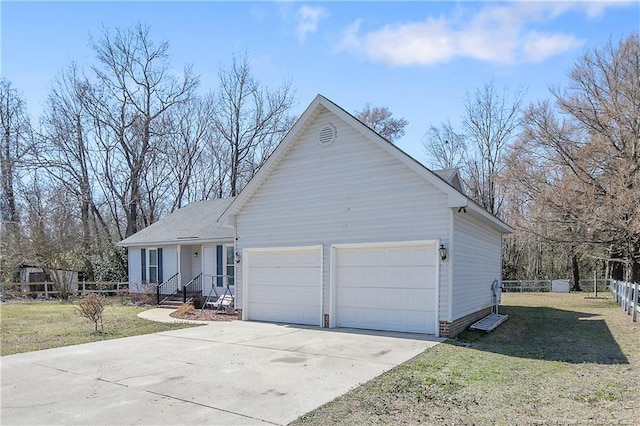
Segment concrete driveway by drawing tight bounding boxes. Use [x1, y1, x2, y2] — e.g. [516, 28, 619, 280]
[1, 321, 442, 425]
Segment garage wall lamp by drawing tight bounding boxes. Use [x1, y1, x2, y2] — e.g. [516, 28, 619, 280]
[193, 251, 199, 258]
[439, 244, 448, 262]
[235, 252, 242, 264]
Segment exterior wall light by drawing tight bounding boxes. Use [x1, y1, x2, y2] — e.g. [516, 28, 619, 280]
[193, 252, 199, 258]
[235, 252, 241, 264]
[439, 244, 448, 261]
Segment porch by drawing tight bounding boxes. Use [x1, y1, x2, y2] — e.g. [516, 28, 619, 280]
[156, 273, 234, 309]
[155, 243, 235, 308]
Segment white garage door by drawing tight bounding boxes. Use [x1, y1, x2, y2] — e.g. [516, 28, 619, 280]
[245, 247, 322, 326]
[334, 242, 438, 334]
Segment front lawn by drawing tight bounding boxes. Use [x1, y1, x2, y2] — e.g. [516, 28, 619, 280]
[292, 292, 639, 425]
[0, 299, 198, 356]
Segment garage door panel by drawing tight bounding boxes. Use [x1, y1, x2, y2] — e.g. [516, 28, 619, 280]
[246, 247, 321, 327]
[250, 251, 320, 268]
[338, 287, 435, 310]
[249, 303, 320, 326]
[338, 246, 436, 268]
[338, 308, 436, 334]
[337, 266, 435, 289]
[250, 285, 319, 304]
[251, 268, 319, 287]
[335, 243, 437, 335]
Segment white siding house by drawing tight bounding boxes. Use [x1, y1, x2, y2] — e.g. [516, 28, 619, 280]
[118, 199, 236, 299]
[220, 95, 512, 337]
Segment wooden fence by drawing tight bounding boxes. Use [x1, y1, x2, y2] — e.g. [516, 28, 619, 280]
[0, 281, 129, 300]
[609, 280, 639, 323]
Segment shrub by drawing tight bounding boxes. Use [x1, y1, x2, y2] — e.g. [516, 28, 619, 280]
[176, 303, 195, 316]
[130, 291, 156, 306]
[192, 294, 204, 309]
[76, 293, 107, 332]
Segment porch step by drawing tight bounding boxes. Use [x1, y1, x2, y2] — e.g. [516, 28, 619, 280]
[159, 294, 187, 309]
[159, 302, 184, 309]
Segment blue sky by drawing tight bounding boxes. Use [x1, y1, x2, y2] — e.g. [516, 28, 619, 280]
[2, 1, 638, 161]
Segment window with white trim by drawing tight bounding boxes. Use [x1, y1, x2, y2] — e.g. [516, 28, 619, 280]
[226, 246, 235, 287]
[148, 249, 158, 283]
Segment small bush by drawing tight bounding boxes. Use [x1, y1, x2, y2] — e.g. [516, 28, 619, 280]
[192, 294, 204, 309]
[130, 292, 156, 306]
[76, 293, 107, 332]
[176, 303, 195, 316]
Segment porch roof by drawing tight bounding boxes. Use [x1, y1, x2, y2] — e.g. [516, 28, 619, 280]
[117, 198, 235, 247]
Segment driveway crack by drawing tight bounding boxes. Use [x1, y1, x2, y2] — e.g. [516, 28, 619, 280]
[95, 376, 279, 425]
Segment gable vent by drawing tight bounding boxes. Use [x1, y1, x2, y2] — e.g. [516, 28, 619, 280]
[318, 123, 337, 145]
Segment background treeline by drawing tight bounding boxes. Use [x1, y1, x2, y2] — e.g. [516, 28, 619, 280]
[424, 33, 639, 287]
[1, 24, 638, 289]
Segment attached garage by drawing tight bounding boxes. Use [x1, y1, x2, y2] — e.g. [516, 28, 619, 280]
[222, 95, 513, 337]
[243, 246, 322, 326]
[331, 242, 438, 334]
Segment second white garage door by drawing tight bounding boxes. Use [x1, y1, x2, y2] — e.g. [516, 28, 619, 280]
[333, 242, 438, 334]
[245, 246, 322, 326]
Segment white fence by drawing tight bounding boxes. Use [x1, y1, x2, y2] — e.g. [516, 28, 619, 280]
[610, 280, 639, 323]
[502, 279, 552, 292]
[502, 279, 610, 293]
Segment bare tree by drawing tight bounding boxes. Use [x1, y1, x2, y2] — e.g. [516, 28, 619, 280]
[464, 81, 525, 217]
[22, 175, 84, 299]
[214, 54, 296, 196]
[355, 103, 408, 143]
[86, 24, 199, 237]
[513, 33, 640, 283]
[37, 63, 107, 278]
[423, 121, 466, 169]
[162, 94, 217, 210]
[0, 79, 33, 224]
[0, 80, 33, 282]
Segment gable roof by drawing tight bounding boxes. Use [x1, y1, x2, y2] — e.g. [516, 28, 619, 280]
[433, 168, 465, 193]
[219, 94, 512, 234]
[118, 198, 235, 247]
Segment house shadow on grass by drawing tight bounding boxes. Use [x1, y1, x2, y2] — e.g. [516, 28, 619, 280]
[454, 306, 628, 365]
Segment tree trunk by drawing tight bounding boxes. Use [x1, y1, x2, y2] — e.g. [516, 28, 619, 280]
[631, 242, 640, 284]
[571, 253, 581, 291]
[608, 245, 625, 281]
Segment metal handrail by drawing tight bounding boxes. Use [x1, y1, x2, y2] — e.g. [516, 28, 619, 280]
[156, 273, 180, 305]
[182, 273, 203, 303]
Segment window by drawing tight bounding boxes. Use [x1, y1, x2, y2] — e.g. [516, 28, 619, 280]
[226, 246, 235, 287]
[216, 245, 235, 288]
[148, 249, 158, 283]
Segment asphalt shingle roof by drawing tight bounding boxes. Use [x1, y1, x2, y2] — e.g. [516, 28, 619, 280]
[118, 198, 235, 247]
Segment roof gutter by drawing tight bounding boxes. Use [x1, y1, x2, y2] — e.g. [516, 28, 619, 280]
[117, 237, 236, 248]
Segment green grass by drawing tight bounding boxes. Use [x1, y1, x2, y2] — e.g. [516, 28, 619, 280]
[0, 299, 199, 356]
[292, 293, 640, 425]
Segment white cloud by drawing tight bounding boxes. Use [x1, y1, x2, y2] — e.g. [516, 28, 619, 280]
[576, 0, 636, 19]
[296, 5, 328, 43]
[364, 18, 457, 65]
[521, 31, 584, 63]
[333, 2, 620, 66]
[334, 19, 363, 52]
